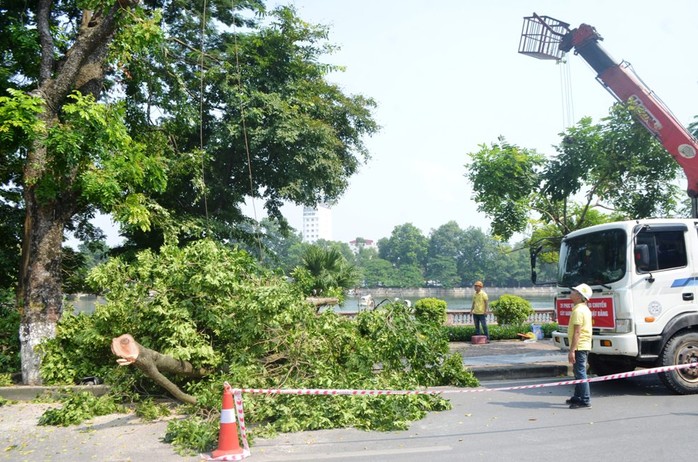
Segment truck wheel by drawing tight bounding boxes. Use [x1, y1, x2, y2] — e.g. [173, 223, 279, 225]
[659, 332, 698, 394]
[588, 353, 635, 376]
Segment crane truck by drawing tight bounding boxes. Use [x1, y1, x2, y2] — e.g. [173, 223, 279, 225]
[519, 14, 698, 394]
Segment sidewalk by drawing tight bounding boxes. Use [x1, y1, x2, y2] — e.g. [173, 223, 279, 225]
[451, 338, 570, 381]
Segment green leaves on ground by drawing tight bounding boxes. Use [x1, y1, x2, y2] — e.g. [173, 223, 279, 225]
[37, 392, 127, 427]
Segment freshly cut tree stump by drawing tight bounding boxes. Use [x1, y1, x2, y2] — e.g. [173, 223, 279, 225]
[111, 334, 208, 404]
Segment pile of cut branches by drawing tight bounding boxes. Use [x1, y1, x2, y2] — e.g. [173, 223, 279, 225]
[40, 240, 477, 453]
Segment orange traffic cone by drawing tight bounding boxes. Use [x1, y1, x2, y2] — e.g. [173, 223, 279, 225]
[210, 383, 245, 460]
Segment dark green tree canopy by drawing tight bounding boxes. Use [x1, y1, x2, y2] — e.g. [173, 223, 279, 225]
[426, 221, 465, 288]
[467, 137, 544, 240]
[378, 223, 428, 268]
[118, 3, 379, 248]
[0, 0, 379, 250]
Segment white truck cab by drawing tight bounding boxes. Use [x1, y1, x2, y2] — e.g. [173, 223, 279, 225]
[551, 218, 698, 394]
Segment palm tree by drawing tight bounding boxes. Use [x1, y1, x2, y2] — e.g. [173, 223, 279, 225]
[294, 245, 360, 300]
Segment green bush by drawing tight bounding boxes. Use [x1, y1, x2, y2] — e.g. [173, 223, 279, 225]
[491, 295, 534, 325]
[0, 289, 20, 374]
[135, 398, 172, 421]
[542, 323, 559, 337]
[414, 298, 447, 324]
[165, 416, 219, 456]
[444, 322, 558, 341]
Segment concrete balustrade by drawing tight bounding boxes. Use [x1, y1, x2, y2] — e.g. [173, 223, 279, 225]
[337, 309, 556, 325]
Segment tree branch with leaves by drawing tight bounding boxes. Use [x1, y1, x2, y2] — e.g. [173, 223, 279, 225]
[466, 105, 685, 247]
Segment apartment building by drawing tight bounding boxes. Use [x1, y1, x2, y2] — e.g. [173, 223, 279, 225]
[302, 204, 332, 243]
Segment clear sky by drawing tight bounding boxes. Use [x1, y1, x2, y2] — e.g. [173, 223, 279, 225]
[250, 0, 698, 244]
[93, 0, 698, 248]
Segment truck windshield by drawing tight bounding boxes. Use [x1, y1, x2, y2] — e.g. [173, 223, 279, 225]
[559, 229, 626, 286]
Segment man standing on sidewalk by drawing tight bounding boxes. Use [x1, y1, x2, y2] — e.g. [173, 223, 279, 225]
[471, 281, 489, 341]
[566, 283, 593, 409]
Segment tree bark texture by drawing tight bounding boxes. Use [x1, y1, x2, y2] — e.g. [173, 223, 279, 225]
[111, 334, 207, 404]
[18, 2, 128, 385]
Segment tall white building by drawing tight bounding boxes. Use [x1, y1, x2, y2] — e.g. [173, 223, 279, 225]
[302, 204, 332, 243]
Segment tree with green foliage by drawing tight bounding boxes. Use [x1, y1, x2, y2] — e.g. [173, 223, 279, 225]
[379, 223, 428, 269]
[0, 1, 377, 384]
[467, 137, 545, 241]
[466, 105, 684, 244]
[426, 221, 465, 288]
[40, 240, 476, 453]
[377, 223, 428, 287]
[392, 264, 425, 288]
[116, 4, 379, 250]
[236, 218, 304, 273]
[457, 227, 503, 287]
[77, 239, 111, 270]
[313, 239, 357, 265]
[494, 242, 536, 287]
[360, 256, 396, 288]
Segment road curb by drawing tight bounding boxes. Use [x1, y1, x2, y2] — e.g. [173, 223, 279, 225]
[0, 384, 109, 401]
[469, 363, 570, 381]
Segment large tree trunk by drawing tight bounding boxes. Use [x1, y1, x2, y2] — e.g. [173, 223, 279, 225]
[18, 198, 70, 384]
[17, 1, 129, 385]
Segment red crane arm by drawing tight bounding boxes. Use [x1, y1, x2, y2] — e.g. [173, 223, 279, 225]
[561, 24, 698, 197]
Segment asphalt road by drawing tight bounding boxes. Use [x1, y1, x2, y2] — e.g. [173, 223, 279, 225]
[2, 373, 694, 462]
[248, 374, 693, 462]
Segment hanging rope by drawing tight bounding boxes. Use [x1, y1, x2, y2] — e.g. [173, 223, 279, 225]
[194, 1, 268, 258]
[558, 54, 575, 130]
[231, 3, 264, 258]
[199, 0, 210, 225]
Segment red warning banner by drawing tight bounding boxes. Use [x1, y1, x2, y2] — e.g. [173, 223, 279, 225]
[556, 296, 615, 329]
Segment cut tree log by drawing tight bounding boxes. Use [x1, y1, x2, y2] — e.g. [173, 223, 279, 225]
[111, 334, 208, 404]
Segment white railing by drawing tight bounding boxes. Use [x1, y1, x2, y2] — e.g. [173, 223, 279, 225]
[337, 309, 556, 325]
[445, 310, 555, 325]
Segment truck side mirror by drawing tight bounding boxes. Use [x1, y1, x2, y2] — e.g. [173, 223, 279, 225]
[634, 244, 650, 271]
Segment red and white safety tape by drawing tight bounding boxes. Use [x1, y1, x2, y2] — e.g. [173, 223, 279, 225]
[231, 362, 697, 396]
[203, 362, 697, 460]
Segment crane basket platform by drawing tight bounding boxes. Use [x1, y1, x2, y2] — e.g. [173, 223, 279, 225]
[518, 15, 570, 61]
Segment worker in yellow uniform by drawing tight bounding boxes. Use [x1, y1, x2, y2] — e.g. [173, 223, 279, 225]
[566, 283, 593, 409]
[471, 281, 489, 341]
